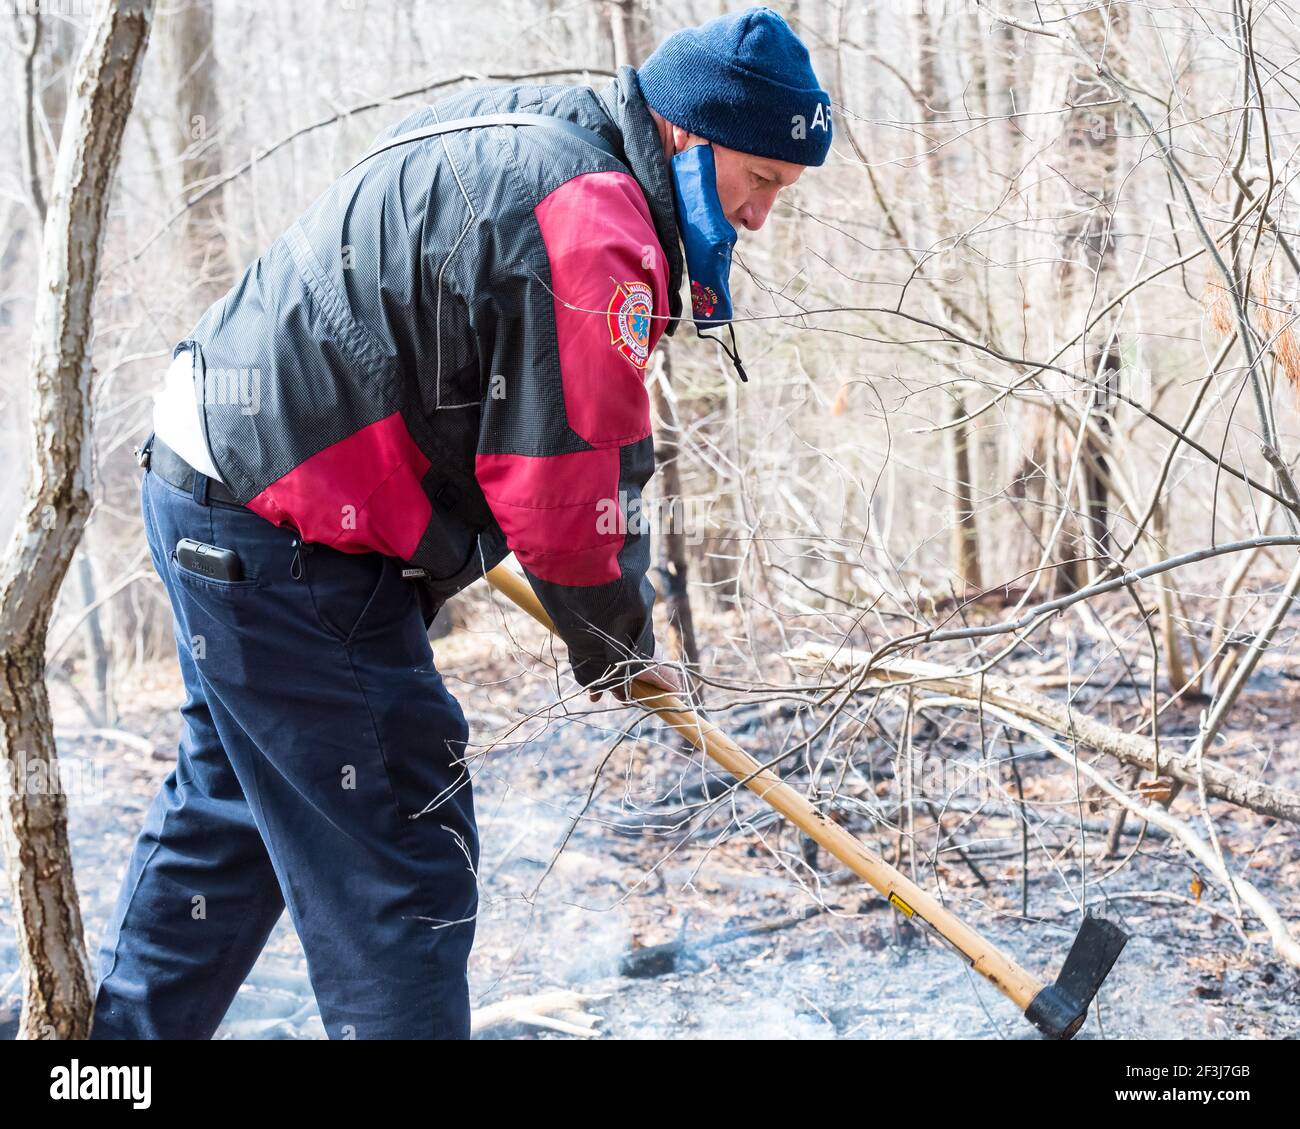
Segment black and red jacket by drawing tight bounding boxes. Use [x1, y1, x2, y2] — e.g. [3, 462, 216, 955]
[183, 66, 684, 686]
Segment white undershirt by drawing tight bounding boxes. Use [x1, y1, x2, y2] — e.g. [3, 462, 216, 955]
[152, 348, 225, 483]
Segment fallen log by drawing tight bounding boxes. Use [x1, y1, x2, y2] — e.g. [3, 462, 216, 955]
[783, 645, 1300, 825]
[619, 906, 824, 978]
[471, 989, 608, 1038]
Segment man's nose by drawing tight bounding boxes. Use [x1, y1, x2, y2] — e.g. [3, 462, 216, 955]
[736, 199, 774, 232]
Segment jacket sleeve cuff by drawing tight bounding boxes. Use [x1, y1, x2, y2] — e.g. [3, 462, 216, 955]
[570, 616, 657, 689]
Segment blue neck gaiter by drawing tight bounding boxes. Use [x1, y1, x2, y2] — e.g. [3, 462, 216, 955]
[669, 143, 748, 381]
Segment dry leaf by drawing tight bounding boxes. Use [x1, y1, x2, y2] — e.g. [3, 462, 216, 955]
[1138, 777, 1173, 803]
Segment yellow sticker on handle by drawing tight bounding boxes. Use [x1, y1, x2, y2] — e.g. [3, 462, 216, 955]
[889, 891, 915, 917]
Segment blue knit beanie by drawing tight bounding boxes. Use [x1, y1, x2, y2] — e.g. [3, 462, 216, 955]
[637, 6, 832, 167]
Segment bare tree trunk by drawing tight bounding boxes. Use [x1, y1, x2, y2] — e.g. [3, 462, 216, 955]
[15, 6, 47, 221]
[2, 7, 78, 334]
[1081, 338, 1119, 579]
[162, 0, 230, 299]
[603, 0, 701, 674]
[651, 352, 701, 673]
[76, 553, 113, 727]
[604, 0, 653, 61]
[0, 0, 156, 1041]
[915, 5, 982, 593]
[948, 393, 982, 593]
[1017, 4, 1126, 595]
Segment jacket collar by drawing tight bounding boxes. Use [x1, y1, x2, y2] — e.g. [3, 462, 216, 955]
[598, 65, 683, 334]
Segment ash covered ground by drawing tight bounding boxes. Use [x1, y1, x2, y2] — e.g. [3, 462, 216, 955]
[3, 596, 1298, 1040]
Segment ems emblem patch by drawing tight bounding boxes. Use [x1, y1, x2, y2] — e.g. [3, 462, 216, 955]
[607, 280, 653, 369]
[690, 280, 719, 321]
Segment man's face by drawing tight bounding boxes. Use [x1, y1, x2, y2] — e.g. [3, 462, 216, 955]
[672, 128, 806, 232]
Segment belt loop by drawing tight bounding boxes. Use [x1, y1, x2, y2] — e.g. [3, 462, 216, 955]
[133, 431, 155, 470]
[192, 469, 210, 506]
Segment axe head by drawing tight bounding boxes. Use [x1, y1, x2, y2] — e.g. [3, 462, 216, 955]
[1024, 912, 1129, 1040]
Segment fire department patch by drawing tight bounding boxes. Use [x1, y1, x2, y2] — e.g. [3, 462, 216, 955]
[606, 280, 653, 369]
[690, 280, 719, 321]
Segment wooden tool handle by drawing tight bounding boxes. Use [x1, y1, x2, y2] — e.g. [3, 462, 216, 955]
[484, 563, 1045, 1009]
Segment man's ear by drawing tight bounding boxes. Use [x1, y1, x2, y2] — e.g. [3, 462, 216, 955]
[670, 124, 707, 155]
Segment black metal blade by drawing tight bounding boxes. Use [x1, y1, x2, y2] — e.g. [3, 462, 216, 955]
[1024, 912, 1130, 1039]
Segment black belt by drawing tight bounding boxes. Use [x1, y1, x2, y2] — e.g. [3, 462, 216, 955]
[136, 433, 244, 508]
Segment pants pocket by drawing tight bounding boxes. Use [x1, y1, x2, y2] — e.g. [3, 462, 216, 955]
[304, 546, 413, 646]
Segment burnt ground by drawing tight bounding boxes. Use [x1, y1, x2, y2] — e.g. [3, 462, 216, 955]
[2, 594, 1298, 1040]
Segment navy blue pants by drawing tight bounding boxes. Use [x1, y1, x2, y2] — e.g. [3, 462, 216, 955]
[90, 457, 479, 1039]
